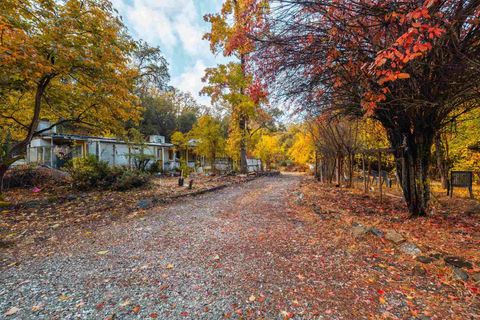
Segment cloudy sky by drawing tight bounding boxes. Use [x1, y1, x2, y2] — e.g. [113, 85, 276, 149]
[110, 0, 228, 106]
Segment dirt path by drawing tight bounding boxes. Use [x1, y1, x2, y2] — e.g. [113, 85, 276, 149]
[0, 174, 476, 319]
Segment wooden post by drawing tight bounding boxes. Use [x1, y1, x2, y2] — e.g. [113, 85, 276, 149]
[112, 144, 116, 166]
[50, 137, 54, 167]
[378, 151, 382, 202]
[128, 146, 131, 169]
[335, 156, 340, 185]
[319, 158, 323, 183]
[162, 147, 166, 172]
[362, 153, 366, 193]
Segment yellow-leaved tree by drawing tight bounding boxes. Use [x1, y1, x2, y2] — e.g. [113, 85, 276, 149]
[203, 0, 268, 173]
[189, 115, 225, 173]
[254, 134, 282, 171]
[288, 132, 315, 166]
[0, 0, 157, 192]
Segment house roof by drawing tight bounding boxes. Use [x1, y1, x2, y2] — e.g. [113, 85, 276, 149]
[39, 133, 173, 147]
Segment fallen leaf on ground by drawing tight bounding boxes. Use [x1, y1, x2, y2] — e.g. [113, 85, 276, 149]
[31, 304, 43, 312]
[120, 300, 130, 307]
[132, 305, 141, 313]
[58, 295, 70, 301]
[4, 307, 19, 316]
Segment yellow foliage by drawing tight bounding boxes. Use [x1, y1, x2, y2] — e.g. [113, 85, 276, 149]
[0, 0, 141, 143]
[254, 134, 282, 169]
[288, 132, 315, 165]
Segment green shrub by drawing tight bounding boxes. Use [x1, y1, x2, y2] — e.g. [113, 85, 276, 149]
[148, 160, 162, 174]
[179, 160, 194, 177]
[66, 155, 110, 190]
[67, 156, 149, 191]
[111, 170, 149, 191]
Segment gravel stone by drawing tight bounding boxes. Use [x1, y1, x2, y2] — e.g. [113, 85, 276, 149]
[385, 230, 405, 244]
[444, 256, 473, 269]
[398, 242, 422, 256]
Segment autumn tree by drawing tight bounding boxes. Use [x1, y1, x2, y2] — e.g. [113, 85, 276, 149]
[189, 115, 225, 173]
[252, 0, 480, 216]
[287, 131, 315, 167]
[201, 62, 267, 170]
[254, 133, 282, 170]
[440, 109, 480, 183]
[203, 0, 268, 173]
[132, 40, 169, 97]
[139, 90, 200, 140]
[0, 0, 169, 193]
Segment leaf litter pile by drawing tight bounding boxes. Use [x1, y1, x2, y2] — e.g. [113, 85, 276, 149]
[0, 174, 478, 319]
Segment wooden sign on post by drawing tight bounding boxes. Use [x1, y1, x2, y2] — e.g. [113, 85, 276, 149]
[448, 171, 474, 198]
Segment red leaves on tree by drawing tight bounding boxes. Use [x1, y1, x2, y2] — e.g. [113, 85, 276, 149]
[246, 80, 268, 104]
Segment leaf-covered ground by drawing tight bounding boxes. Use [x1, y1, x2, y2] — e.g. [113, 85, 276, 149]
[0, 174, 478, 319]
[0, 174, 253, 268]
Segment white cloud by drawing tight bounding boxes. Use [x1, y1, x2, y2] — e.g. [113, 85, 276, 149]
[111, 0, 209, 56]
[171, 60, 210, 105]
[111, 0, 229, 109]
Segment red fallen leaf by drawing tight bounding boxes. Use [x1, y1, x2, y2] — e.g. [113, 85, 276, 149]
[257, 296, 265, 303]
[132, 305, 141, 314]
[281, 311, 295, 319]
[204, 306, 209, 312]
[95, 302, 105, 310]
[235, 309, 243, 315]
[377, 289, 385, 295]
[149, 313, 158, 319]
[180, 311, 189, 317]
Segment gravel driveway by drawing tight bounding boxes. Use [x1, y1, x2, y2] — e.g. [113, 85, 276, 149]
[3, 173, 454, 319]
[1, 174, 318, 319]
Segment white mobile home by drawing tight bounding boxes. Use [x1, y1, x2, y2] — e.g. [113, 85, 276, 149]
[26, 122, 174, 171]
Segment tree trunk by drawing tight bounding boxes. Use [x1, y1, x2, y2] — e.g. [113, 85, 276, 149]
[239, 115, 248, 174]
[393, 132, 434, 217]
[347, 152, 354, 188]
[239, 51, 248, 174]
[211, 152, 216, 174]
[434, 134, 448, 189]
[0, 164, 8, 195]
